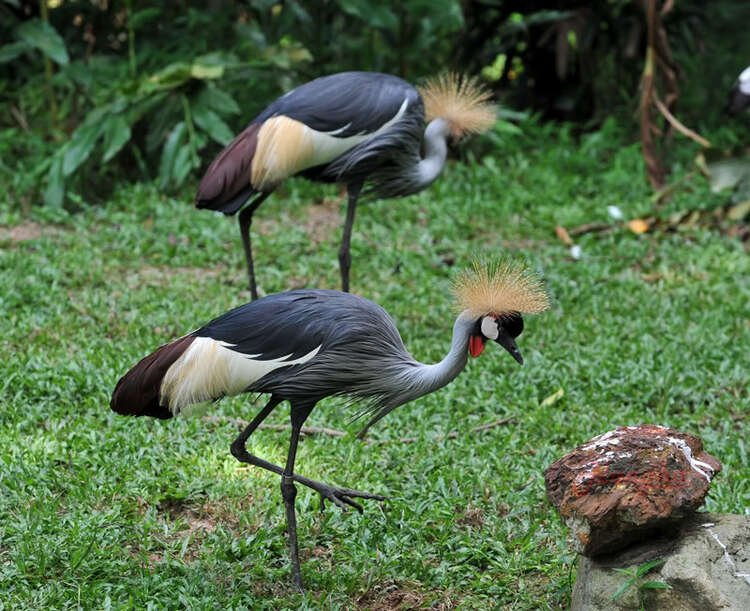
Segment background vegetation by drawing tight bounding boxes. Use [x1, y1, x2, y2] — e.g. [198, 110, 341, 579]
[1, 0, 749, 608]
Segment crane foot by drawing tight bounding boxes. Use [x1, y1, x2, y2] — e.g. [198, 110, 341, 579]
[308, 481, 385, 514]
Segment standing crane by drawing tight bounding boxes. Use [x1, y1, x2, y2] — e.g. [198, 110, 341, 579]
[727, 65, 750, 114]
[110, 261, 549, 591]
[195, 72, 496, 299]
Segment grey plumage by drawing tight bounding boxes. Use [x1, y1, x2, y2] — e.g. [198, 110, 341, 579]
[110, 265, 539, 591]
[170, 290, 470, 433]
[194, 71, 473, 299]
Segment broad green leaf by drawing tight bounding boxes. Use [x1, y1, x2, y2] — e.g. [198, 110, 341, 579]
[16, 19, 69, 65]
[197, 86, 240, 116]
[0, 41, 32, 63]
[172, 144, 194, 187]
[101, 115, 132, 163]
[640, 581, 672, 590]
[129, 7, 162, 30]
[158, 122, 187, 188]
[63, 122, 103, 176]
[43, 157, 65, 208]
[144, 62, 192, 92]
[190, 62, 224, 80]
[635, 558, 667, 577]
[611, 577, 636, 601]
[193, 107, 234, 145]
[339, 0, 397, 29]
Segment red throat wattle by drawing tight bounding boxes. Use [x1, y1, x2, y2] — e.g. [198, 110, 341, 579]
[469, 335, 485, 357]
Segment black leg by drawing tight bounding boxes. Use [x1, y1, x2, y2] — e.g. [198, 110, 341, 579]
[280, 402, 314, 591]
[237, 192, 271, 300]
[230, 401, 385, 511]
[338, 182, 363, 292]
[230, 396, 386, 590]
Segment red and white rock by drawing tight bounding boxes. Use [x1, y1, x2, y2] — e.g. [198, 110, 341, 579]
[544, 424, 722, 556]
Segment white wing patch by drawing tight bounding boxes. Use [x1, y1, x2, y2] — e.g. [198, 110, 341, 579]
[252, 97, 410, 189]
[160, 337, 321, 415]
[304, 97, 410, 168]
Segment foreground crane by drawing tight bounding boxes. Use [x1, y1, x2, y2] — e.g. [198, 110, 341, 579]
[727, 65, 750, 115]
[110, 261, 549, 590]
[195, 72, 496, 299]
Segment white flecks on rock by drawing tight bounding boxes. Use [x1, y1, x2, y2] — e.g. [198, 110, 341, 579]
[705, 527, 750, 587]
[667, 436, 716, 483]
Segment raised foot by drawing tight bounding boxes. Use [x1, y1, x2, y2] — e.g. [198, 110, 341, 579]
[294, 474, 385, 513]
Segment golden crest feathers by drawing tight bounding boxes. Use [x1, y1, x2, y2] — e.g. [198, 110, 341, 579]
[418, 73, 497, 139]
[452, 259, 550, 317]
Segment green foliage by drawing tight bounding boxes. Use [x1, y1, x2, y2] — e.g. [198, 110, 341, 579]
[15, 18, 69, 65]
[612, 558, 671, 608]
[1, 118, 748, 607]
[43, 53, 253, 206]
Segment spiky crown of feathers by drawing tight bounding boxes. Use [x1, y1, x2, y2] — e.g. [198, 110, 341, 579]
[452, 260, 550, 318]
[418, 73, 497, 139]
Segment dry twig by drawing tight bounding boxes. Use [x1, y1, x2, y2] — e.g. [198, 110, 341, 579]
[653, 97, 711, 148]
[202, 415, 515, 444]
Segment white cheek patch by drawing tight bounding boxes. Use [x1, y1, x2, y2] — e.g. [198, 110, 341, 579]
[481, 316, 499, 340]
[740, 66, 750, 94]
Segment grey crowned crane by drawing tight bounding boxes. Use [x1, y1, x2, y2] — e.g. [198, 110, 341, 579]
[727, 65, 750, 115]
[195, 72, 496, 299]
[110, 261, 549, 591]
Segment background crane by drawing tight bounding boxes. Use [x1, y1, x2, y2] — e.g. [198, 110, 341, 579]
[109, 261, 549, 591]
[727, 65, 750, 114]
[195, 71, 496, 299]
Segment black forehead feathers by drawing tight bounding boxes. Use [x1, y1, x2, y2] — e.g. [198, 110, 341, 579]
[500, 313, 524, 338]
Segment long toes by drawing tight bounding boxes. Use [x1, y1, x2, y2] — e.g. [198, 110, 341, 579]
[338, 488, 386, 501]
[339, 495, 364, 513]
[323, 492, 351, 512]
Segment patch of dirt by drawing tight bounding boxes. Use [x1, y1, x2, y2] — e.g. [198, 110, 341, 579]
[157, 497, 217, 536]
[496, 501, 511, 517]
[357, 581, 428, 610]
[455, 506, 485, 529]
[124, 265, 226, 288]
[0, 221, 69, 243]
[303, 196, 344, 245]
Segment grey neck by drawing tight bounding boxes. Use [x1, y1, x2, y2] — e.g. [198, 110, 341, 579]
[415, 118, 449, 189]
[403, 310, 475, 401]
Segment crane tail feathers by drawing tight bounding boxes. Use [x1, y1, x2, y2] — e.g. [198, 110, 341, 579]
[195, 123, 261, 214]
[110, 335, 196, 419]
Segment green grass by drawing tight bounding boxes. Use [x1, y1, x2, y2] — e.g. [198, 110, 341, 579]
[1, 119, 748, 609]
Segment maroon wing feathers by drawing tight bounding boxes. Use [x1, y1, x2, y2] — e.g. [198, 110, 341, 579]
[195, 123, 261, 213]
[110, 335, 195, 419]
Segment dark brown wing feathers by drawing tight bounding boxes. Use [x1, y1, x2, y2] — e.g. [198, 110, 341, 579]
[195, 123, 261, 213]
[110, 335, 195, 419]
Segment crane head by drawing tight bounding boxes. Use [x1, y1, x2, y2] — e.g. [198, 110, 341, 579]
[468, 312, 524, 364]
[727, 66, 750, 115]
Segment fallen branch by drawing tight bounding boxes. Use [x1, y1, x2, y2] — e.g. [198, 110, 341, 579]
[366, 416, 515, 445]
[202, 415, 346, 438]
[568, 222, 613, 237]
[654, 96, 712, 148]
[201, 414, 514, 444]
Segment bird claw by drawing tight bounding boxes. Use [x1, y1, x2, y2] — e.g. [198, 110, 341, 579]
[313, 483, 385, 515]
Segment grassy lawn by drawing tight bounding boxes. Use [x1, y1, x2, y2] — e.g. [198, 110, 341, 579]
[1, 119, 748, 609]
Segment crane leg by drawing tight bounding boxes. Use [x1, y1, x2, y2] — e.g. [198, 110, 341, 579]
[338, 183, 362, 292]
[280, 402, 314, 591]
[230, 399, 386, 515]
[237, 192, 271, 300]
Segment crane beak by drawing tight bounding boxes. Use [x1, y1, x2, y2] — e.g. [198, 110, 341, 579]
[494, 328, 523, 365]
